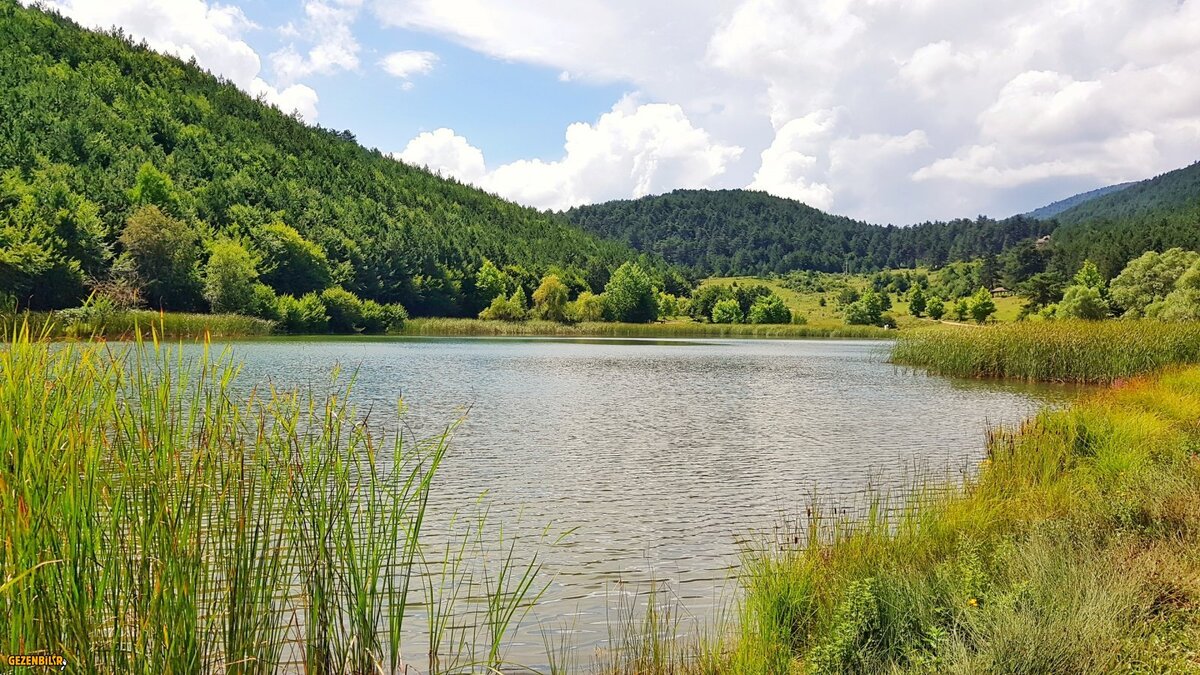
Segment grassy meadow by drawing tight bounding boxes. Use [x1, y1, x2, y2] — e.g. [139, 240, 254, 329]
[0, 325, 545, 673]
[893, 320, 1200, 383]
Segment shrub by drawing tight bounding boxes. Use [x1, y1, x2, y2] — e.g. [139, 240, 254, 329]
[359, 299, 407, 333]
[748, 294, 792, 324]
[320, 286, 365, 333]
[203, 239, 260, 315]
[689, 284, 734, 321]
[908, 287, 927, 317]
[1057, 285, 1108, 320]
[277, 292, 329, 333]
[711, 298, 743, 324]
[118, 205, 201, 310]
[531, 274, 569, 322]
[567, 291, 604, 322]
[252, 222, 332, 296]
[927, 296, 945, 320]
[968, 287, 997, 324]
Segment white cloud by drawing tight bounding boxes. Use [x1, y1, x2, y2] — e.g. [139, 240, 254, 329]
[39, 0, 322, 122]
[395, 99, 742, 211]
[270, 0, 362, 84]
[396, 128, 486, 182]
[379, 50, 438, 85]
[368, 0, 1200, 222]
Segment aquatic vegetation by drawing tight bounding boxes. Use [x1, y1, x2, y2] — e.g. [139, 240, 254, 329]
[892, 320, 1200, 383]
[0, 324, 543, 672]
[402, 317, 892, 339]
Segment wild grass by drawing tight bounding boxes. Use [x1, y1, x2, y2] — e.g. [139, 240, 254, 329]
[401, 318, 893, 339]
[0, 323, 542, 673]
[633, 366, 1200, 673]
[892, 320, 1200, 383]
[12, 309, 275, 339]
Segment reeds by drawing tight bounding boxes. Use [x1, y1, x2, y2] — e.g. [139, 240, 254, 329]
[892, 320, 1200, 383]
[401, 318, 892, 339]
[0, 323, 541, 673]
[716, 367, 1200, 672]
[13, 309, 275, 339]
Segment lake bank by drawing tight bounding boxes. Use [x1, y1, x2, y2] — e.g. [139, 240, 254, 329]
[399, 317, 894, 339]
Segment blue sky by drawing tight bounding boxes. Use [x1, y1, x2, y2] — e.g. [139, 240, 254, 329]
[36, 0, 1200, 224]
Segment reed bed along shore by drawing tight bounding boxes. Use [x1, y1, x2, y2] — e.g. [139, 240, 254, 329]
[401, 318, 893, 339]
[892, 320, 1200, 383]
[13, 309, 275, 339]
[0, 325, 545, 673]
[639, 367, 1200, 673]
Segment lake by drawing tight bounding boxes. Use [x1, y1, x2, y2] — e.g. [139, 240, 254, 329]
[205, 336, 1074, 668]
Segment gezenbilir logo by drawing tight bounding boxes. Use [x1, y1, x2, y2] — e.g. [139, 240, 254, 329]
[5, 654, 67, 668]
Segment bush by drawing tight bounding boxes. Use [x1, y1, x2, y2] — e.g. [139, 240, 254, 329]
[478, 288, 529, 321]
[845, 290, 885, 326]
[246, 283, 280, 321]
[278, 292, 329, 333]
[1057, 285, 1108, 320]
[567, 291, 604, 322]
[711, 298, 743, 324]
[531, 274, 569, 322]
[689, 284, 735, 321]
[968, 287, 997, 324]
[252, 222, 333, 297]
[748, 294, 792, 324]
[320, 287, 365, 333]
[927, 296, 945, 320]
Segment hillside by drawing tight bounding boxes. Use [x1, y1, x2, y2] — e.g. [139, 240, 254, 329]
[0, 1, 636, 314]
[1048, 161, 1200, 276]
[1023, 182, 1134, 220]
[564, 189, 1052, 276]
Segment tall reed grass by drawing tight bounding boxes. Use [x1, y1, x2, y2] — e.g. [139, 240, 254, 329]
[13, 309, 275, 339]
[0, 323, 541, 673]
[402, 318, 892, 339]
[892, 320, 1200, 383]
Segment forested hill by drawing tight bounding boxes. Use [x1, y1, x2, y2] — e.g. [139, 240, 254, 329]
[564, 189, 1052, 276]
[1023, 182, 1134, 220]
[1048, 161, 1200, 277]
[0, 1, 635, 314]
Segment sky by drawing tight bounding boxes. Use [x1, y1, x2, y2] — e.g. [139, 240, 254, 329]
[31, 0, 1200, 224]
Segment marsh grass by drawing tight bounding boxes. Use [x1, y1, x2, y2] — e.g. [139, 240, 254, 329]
[401, 318, 892, 339]
[12, 309, 275, 339]
[892, 320, 1200, 383]
[0, 322, 544, 673]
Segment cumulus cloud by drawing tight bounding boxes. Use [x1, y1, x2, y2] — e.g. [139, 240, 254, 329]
[394, 99, 742, 211]
[271, 0, 362, 84]
[38, 0, 321, 122]
[368, 0, 1200, 222]
[379, 50, 438, 88]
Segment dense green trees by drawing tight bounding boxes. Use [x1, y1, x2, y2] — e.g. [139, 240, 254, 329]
[602, 262, 658, 323]
[531, 275, 569, 322]
[203, 239, 260, 315]
[0, 2, 646, 316]
[1109, 248, 1199, 318]
[748, 294, 791, 324]
[711, 298, 743, 324]
[566, 190, 1054, 277]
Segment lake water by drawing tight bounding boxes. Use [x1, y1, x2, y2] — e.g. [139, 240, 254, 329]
[207, 336, 1073, 669]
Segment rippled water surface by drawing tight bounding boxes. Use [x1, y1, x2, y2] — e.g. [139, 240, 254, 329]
[209, 336, 1072, 666]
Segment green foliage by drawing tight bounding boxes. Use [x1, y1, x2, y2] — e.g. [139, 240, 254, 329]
[320, 286, 364, 332]
[952, 298, 970, 321]
[1150, 259, 1200, 322]
[656, 292, 683, 319]
[968, 287, 997, 324]
[844, 289, 886, 326]
[531, 274, 569, 322]
[478, 288, 528, 322]
[0, 3, 644, 313]
[1109, 248, 1199, 317]
[203, 238, 260, 315]
[278, 292, 329, 333]
[1073, 260, 1105, 290]
[603, 262, 658, 323]
[748, 294, 791, 324]
[566, 190, 1053, 276]
[688, 284, 734, 322]
[566, 290, 604, 323]
[1056, 285, 1108, 320]
[473, 259, 512, 310]
[908, 287, 927, 317]
[710, 298, 743, 324]
[252, 222, 333, 297]
[926, 296, 945, 320]
[117, 205, 201, 310]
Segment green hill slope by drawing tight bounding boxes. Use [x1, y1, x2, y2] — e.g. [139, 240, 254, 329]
[1048, 162, 1200, 276]
[0, 1, 635, 314]
[1023, 182, 1134, 220]
[564, 189, 1052, 276]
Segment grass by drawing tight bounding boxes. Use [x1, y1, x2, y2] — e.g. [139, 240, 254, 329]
[618, 366, 1200, 673]
[0, 322, 543, 673]
[892, 320, 1200, 384]
[13, 309, 275, 339]
[401, 317, 893, 339]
